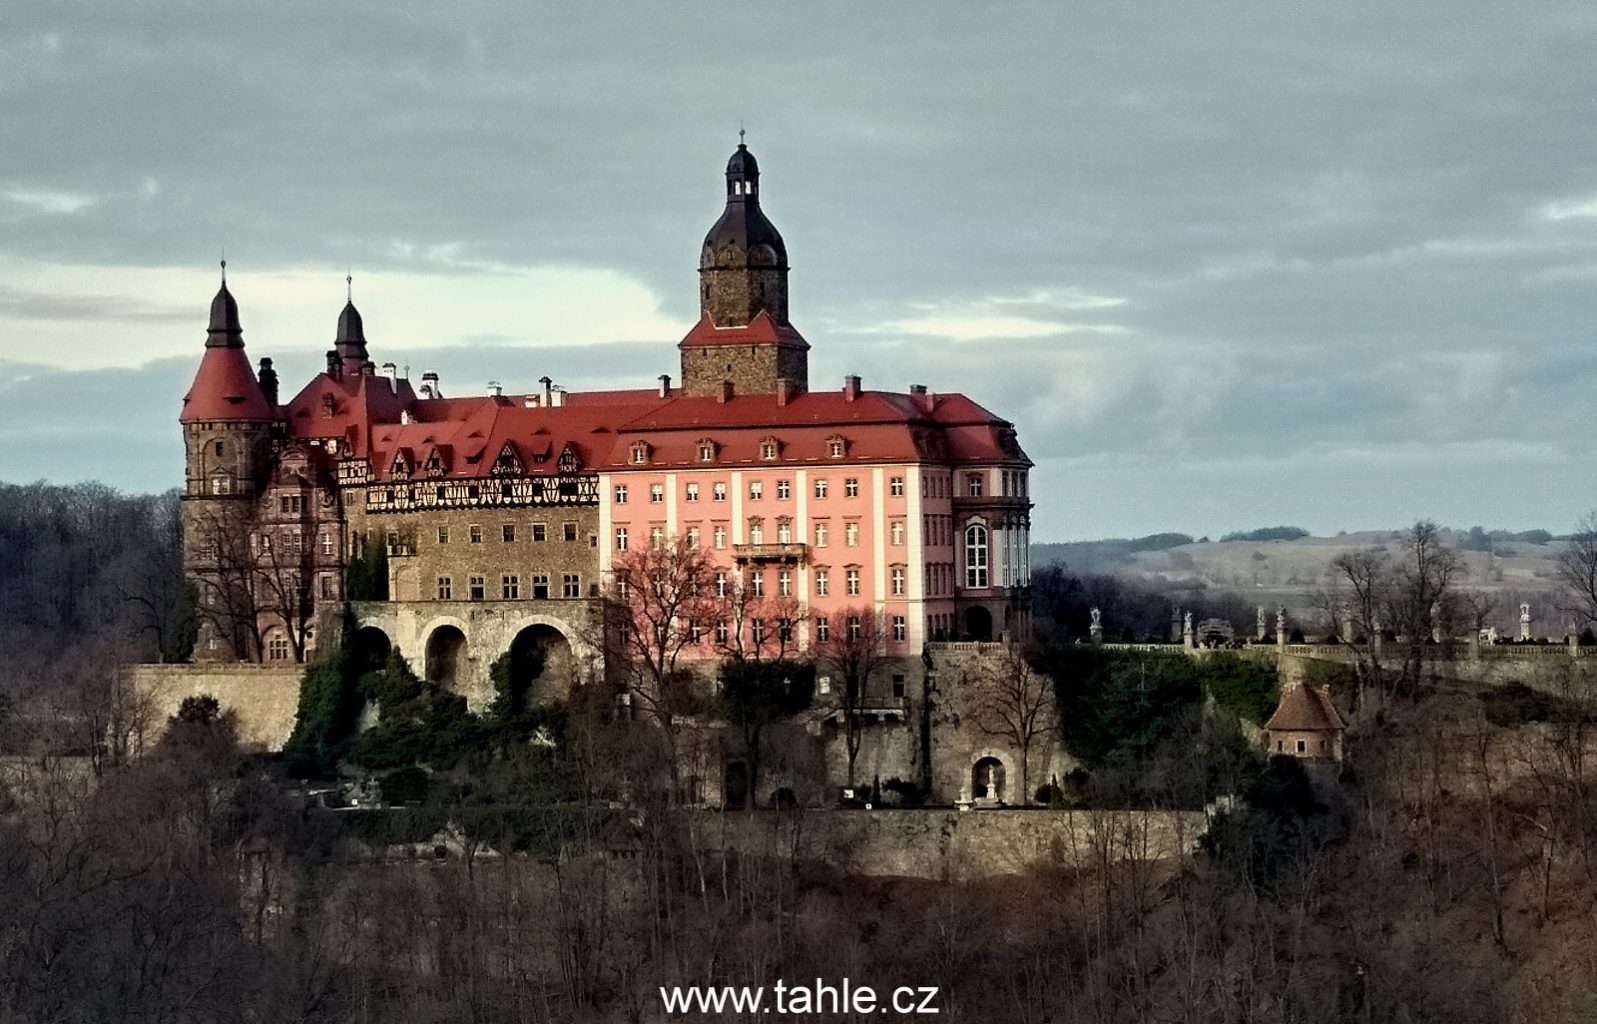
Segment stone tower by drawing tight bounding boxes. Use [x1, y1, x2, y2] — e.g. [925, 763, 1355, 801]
[179, 268, 276, 660]
[680, 140, 810, 397]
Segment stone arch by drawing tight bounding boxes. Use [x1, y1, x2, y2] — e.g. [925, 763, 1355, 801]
[499, 622, 576, 710]
[350, 626, 392, 675]
[965, 606, 993, 642]
[972, 755, 1006, 804]
[425, 624, 468, 691]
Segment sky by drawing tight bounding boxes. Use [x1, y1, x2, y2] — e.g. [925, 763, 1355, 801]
[2, 2, 1595, 541]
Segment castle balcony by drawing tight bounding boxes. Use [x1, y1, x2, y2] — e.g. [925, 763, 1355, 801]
[733, 542, 808, 564]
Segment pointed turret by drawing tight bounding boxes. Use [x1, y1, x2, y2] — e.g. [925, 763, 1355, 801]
[333, 274, 372, 378]
[181, 266, 273, 422]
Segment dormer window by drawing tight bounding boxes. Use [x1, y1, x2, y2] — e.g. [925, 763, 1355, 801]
[760, 437, 779, 460]
[697, 438, 717, 463]
[827, 436, 846, 459]
[492, 443, 522, 476]
[630, 441, 650, 465]
[320, 394, 335, 418]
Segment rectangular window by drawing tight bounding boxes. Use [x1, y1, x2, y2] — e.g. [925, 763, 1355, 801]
[846, 568, 861, 596]
[715, 620, 729, 645]
[650, 483, 664, 503]
[614, 484, 628, 503]
[713, 482, 727, 502]
[437, 526, 450, 544]
[686, 525, 701, 547]
[749, 519, 764, 545]
[615, 527, 628, 550]
[751, 619, 766, 645]
[891, 521, 905, 545]
[777, 520, 792, 544]
[892, 671, 906, 696]
[893, 616, 906, 642]
[892, 567, 905, 596]
[564, 522, 578, 542]
[815, 616, 830, 643]
[714, 525, 727, 549]
[563, 574, 580, 598]
[844, 478, 859, 498]
[776, 479, 790, 500]
[749, 480, 763, 500]
[469, 575, 485, 600]
[750, 571, 765, 597]
[968, 474, 984, 497]
[437, 576, 452, 600]
[650, 525, 665, 549]
[686, 482, 700, 502]
[502, 574, 520, 600]
[890, 476, 904, 497]
[815, 521, 828, 547]
[321, 533, 335, 556]
[533, 573, 550, 599]
[502, 523, 516, 543]
[469, 524, 483, 544]
[319, 574, 335, 598]
[815, 570, 829, 597]
[716, 571, 729, 598]
[847, 615, 861, 641]
[814, 478, 828, 499]
[778, 569, 792, 597]
[532, 523, 547, 542]
[845, 522, 860, 547]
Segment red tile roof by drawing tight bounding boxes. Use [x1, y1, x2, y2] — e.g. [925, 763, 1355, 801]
[677, 310, 809, 349]
[271, 371, 1026, 480]
[180, 346, 274, 423]
[1265, 685, 1346, 732]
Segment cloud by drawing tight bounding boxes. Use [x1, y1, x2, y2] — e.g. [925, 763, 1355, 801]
[3, 188, 98, 214]
[3, 2, 1597, 537]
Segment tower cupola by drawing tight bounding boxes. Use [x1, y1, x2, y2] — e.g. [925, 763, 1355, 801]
[680, 138, 809, 397]
[334, 274, 370, 376]
[699, 138, 789, 327]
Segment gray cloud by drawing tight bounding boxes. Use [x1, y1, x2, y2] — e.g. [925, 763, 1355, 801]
[2, 3, 1596, 537]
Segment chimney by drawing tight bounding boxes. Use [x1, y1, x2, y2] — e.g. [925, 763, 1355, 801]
[487, 380, 502, 398]
[419, 371, 440, 399]
[256, 357, 279, 405]
[719, 380, 734, 404]
[540, 375, 553, 407]
[843, 374, 861, 402]
[551, 386, 567, 408]
[658, 374, 671, 398]
[325, 350, 340, 380]
[524, 396, 537, 408]
[361, 360, 376, 377]
[776, 378, 795, 407]
[909, 383, 933, 412]
[380, 362, 398, 391]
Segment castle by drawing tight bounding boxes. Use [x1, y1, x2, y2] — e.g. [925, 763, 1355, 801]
[178, 142, 1037, 798]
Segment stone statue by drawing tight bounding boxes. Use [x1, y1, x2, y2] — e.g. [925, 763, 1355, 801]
[1256, 605, 1267, 641]
[1183, 611, 1194, 650]
[1431, 601, 1442, 643]
[1520, 602, 1532, 641]
[1275, 606, 1287, 646]
[1090, 606, 1101, 627]
[1088, 606, 1103, 644]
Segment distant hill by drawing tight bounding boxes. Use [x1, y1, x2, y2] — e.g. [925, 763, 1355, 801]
[1031, 526, 1569, 636]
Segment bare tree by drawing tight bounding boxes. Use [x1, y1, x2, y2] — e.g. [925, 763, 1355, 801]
[189, 506, 265, 661]
[972, 642, 1054, 806]
[1556, 511, 1597, 632]
[815, 605, 891, 790]
[603, 537, 720, 803]
[1325, 521, 1464, 700]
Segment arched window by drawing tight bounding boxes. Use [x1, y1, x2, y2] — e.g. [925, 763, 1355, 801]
[965, 523, 989, 589]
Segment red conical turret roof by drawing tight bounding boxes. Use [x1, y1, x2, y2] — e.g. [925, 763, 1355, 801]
[180, 276, 274, 423]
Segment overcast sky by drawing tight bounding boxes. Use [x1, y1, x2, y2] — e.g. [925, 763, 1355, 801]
[3, 3, 1595, 540]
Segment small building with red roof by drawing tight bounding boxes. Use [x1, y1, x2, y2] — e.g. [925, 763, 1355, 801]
[1264, 683, 1347, 763]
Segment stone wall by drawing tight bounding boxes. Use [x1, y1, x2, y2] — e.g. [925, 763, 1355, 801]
[700, 807, 1204, 881]
[126, 663, 303, 752]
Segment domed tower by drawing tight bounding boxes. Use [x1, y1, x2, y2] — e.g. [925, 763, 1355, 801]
[179, 266, 276, 660]
[680, 139, 810, 397]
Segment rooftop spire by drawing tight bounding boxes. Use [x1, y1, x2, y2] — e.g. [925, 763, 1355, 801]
[206, 260, 243, 348]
